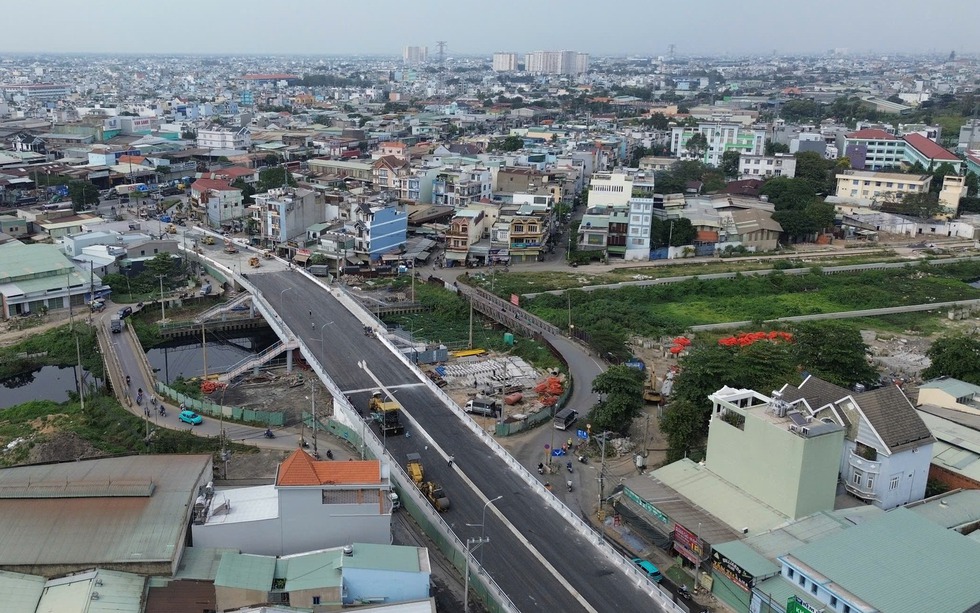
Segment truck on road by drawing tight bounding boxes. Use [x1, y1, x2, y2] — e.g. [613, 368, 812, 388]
[406, 453, 424, 486]
[110, 316, 124, 333]
[421, 481, 450, 512]
[369, 391, 404, 435]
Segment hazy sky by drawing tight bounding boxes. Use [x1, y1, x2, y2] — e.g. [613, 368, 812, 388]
[5, 0, 979, 56]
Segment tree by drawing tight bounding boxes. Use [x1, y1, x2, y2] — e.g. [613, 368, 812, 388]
[930, 162, 958, 194]
[257, 167, 296, 192]
[883, 192, 944, 218]
[965, 171, 979, 197]
[586, 365, 645, 434]
[765, 139, 790, 155]
[790, 322, 878, 388]
[922, 335, 980, 385]
[492, 135, 524, 152]
[67, 180, 100, 211]
[263, 153, 281, 167]
[760, 176, 821, 210]
[684, 133, 708, 160]
[721, 150, 740, 179]
[232, 179, 256, 205]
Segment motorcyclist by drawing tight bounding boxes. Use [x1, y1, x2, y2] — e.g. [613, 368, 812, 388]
[125, 375, 131, 386]
[537, 463, 544, 474]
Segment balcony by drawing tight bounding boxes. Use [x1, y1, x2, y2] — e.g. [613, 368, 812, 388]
[847, 450, 881, 475]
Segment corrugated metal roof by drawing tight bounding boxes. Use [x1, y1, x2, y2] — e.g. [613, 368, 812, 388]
[214, 553, 275, 590]
[37, 569, 145, 613]
[647, 460, 790, 537]
[0, 569, 45, 613]
[0, 455, 211, 569]
[906, 490, 980, 530]
[712, 540, 779, 578]
[343, 543, 424, 573]
[742, 507, 883, 563]
[788, 508, 980, 613]
[0, 479, 154, 499]
[281, 550, 342, 591]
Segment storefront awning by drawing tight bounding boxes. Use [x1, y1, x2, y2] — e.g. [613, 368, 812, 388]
[293, 253, 310, 264]
[444, 251, 467, 261]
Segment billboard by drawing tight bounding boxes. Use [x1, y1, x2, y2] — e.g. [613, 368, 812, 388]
[672, 523, 704, 565]
[711, 549, 752, 592]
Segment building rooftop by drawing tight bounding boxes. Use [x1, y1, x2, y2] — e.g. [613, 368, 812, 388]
[275, 449, 381, 487]
[906, 490, 980, 530]
[903, 133, 959, 161]
[279, 550, 343, 592]
[835, 169, 931, 183]
[846, 128, 898, 140]
[202, 484, 279, 526]
[914, 411, 980, 485]
[0, 570, 46, 613]
[918, 377, 980, 402]
[0, 241, 74, 282]
[214, 553, 276, 590]
[342, 542, 429, 574]
[741, 507, 884, 563]
[785, 508, 980, 613]
[0, 454, 211, 571]
[645, 459, 790, 537]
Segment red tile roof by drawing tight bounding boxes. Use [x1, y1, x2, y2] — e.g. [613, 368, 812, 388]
[276, 449, 381, 486]
[191, 178, 238, 192]
[902, 133, 959, 161]
[212, 167, 256, 180]
[846, 129, 897, 141]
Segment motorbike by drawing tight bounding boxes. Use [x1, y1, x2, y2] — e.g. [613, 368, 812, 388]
[566, 480, 573, 492]
[566, 461, 573, 473]
[537, 463, 544, 475]
[264, 429, 275, 439]
[678, 585, 691, 600]
[125, 375, 131, 386]
[577, 455, 588, 464]
[325, 449, 334, 460]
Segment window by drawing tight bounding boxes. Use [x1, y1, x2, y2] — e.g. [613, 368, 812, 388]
[787, 568, 795, 579]
[811, 583, 818, 595]
[852, 470, 863, 486]
[844, 605, 851, 613]
[866, 475, 874, 490]
[313, 596, 321, 605]
[798, 575, 805, 587]
[831, 596, 838, 607]
[889, 475, 900, 490]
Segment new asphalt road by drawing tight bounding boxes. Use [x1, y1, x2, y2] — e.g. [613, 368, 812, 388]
[247, 270, 663, 613]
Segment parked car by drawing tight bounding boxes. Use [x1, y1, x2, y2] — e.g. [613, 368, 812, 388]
[631, 558, 663, 583]
[179, 410, 203, 425]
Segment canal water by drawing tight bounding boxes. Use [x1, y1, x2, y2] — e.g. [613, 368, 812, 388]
[146, 330, 280, 384]
[0, 365, 96, 410]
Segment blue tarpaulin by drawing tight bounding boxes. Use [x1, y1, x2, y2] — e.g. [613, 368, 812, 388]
[577, 429, 589, 440]
[551, 448, 567, 457]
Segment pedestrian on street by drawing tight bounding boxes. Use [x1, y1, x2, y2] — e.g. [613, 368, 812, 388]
[448, 455, 455, 468]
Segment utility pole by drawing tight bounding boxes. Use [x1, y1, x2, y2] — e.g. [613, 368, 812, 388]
[311, 378, 318, 458]
[463, 536, 489, 613]
[596, 431, 612, 532]
[75, 334, 85, 411]
[468, 301, 473, 349]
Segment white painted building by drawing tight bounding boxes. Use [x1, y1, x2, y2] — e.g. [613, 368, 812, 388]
[780, 375, 935, 510]
[492, 52, 519, 72]
[587, 170, 634, 208]
[670, 123, 766, 167]
[738, 153, 797, 179]
[192, 451, 393, 556]
[197, 126, 251, 150]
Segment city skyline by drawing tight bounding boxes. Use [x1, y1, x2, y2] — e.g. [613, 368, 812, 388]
[3, 0, 980, 57]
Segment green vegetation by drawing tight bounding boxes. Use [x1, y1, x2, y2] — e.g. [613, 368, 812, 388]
[586, 365, 645, 434]
[464, 250, 906, 296]
[0, 395, 254, 467]
[523, 263, 980, 356]
[922, 335, 980, 385]
[378, 279, 560, 370]
[661, 321, 879, 461]
[0, 324, 102, 380]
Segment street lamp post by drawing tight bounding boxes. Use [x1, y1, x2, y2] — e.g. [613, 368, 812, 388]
[478, 495, 502, 565]
[319, 322, 333, 357]
[279, 287, 292, 314]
